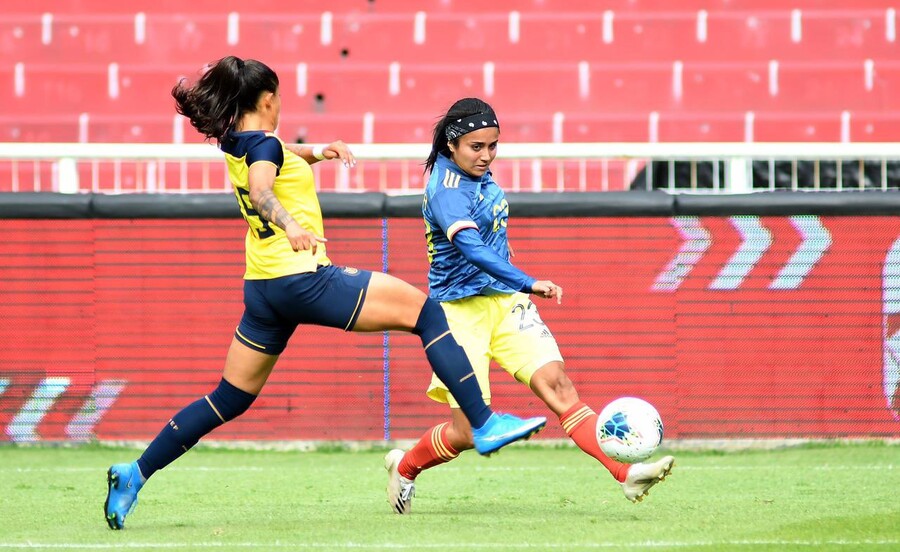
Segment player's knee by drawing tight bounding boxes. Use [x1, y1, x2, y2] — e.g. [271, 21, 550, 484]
[532, 361, 569, 388]
[413, 298, 450, 342]
[532, 362, 578, 403]
[208, 378, 257, 422]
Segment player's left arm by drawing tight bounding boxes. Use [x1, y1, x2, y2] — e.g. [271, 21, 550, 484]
[452, 230, 562, 303]
[530, 280, 563, 303]
[284, 140, 357, 168]
[429, 184, 561, 301]
[246, 143, 326, 254]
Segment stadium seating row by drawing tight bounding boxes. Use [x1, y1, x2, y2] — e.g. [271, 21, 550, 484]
[3, 8, 897, 64]
[6, 0, 895, 16]
[5, 61, 900, 113]
[1, 111, 894, 145]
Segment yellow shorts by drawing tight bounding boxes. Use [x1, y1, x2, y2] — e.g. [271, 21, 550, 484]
[426, 292, 563, 407]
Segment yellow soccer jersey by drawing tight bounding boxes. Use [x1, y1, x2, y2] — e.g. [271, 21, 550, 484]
[221, 131, 330, 279]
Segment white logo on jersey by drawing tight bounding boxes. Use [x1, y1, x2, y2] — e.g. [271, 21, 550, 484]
[442, 169, 461, 188]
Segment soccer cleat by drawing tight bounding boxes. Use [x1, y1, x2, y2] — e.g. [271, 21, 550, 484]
[471, 412, 547, 456]
[621, 455, 675, 503]
[105, 461, 144, 529]
[384, 449, 415, 515]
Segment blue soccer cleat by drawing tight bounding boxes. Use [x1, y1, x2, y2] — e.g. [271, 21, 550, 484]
[105, 461, 144, 529]
[471, 412, 547, 456]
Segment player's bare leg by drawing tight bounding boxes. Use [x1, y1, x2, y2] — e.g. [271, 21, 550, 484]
[530, 362, 674, 502]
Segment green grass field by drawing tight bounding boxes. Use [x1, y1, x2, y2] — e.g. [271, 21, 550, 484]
[1, 442, 898, 551]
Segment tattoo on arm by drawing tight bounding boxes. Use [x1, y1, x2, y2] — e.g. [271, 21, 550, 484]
[254, 190, 297, 231]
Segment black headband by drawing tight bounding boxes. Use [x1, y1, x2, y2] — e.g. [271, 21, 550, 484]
[445, 112, 500, 141]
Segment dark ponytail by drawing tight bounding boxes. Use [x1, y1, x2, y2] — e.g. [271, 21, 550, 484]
[424, 97, 497, 175]
[172, 56, 279, 144]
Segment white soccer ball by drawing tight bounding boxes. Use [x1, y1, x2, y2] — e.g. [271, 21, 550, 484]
[596, 397, 663, 463]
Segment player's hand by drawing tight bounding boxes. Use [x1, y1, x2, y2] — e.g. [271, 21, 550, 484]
[323, 140, 356, 168]
[531, 280, 563, 304]
[285, 221, 327, 254]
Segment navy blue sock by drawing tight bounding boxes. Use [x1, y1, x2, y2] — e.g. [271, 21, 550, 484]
[414, 298, 492, 428]
[136, 378, 256, 480]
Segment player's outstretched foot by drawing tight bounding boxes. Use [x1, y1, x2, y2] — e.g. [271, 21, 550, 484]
[384, 449, 415, 515]
[471, 412, 547, 456]
[621, 455, 674, 503]
[105, 461, 144, 529]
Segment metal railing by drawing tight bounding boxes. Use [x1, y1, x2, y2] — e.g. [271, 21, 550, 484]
[0, 142, 898, 194]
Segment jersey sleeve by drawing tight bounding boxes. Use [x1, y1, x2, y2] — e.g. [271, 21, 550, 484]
[430, 185, 478, 241]
[452, 228, 536, 293]
[246, 135, 284, 173]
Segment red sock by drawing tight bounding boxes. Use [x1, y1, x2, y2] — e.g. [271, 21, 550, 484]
[398, 422, 460, 480]
[559, 402, 629, 483]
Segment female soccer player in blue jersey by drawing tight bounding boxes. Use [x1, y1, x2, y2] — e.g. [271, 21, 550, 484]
[383, 98, 675, 514]
[103, 59, 546, 530]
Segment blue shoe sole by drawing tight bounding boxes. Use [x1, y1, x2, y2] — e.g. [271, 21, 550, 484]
[475, 418, 547, 456]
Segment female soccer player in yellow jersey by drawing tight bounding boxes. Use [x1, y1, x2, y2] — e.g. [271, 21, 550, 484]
[104, 58, 546, 530]
[383, 98, 674, 514]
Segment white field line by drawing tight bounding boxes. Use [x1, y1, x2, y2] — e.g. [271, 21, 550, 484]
[0, 465, 894, 473]
[0, 539, 898, 549]
[0, 467, 264, 472]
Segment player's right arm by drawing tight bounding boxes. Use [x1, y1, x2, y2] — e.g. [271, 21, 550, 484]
[247, 159, 325, 255]
[283, 140, 357, 168]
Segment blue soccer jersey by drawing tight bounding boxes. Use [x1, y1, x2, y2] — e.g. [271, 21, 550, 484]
[424, 154, 533, 301]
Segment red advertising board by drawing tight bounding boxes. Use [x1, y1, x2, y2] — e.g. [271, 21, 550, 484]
[0, 216, 897, 443]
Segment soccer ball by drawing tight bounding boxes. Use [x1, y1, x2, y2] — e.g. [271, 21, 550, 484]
[596, 397, 663, 463]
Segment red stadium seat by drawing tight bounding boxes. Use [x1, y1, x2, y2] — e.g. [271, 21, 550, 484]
[140, 13, 229, 64]
[112, 65, 193, 114]
[753, 113, 844, 142]
[85, 114, 178, 143]
[301, 63, 394, 112]
[491, 63, 583, 112]
[584, 64, 675, 111]
[1, 119, 79, 143]
[703, 12, 795, 62]
[236, 12, 337, 64]
[583, 12, 706, 63]
[796, 10, 897, 61]
[560, 114, 648, 142]
[656, 113, 747, 142]
[849, 111, 900, 142]
[279, 113, 371, 145]
[775, 62, 884, 111]
[8, 66, 106, 115]
[680, 62, 770, 112]
[0, 13, 133, 63]
[385, 63, 483, 112]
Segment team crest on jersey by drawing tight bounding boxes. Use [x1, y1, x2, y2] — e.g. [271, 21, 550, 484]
[342, 266, 360, 276]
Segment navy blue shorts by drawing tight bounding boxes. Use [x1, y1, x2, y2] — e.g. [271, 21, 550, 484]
[235, 265, 373, 355]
